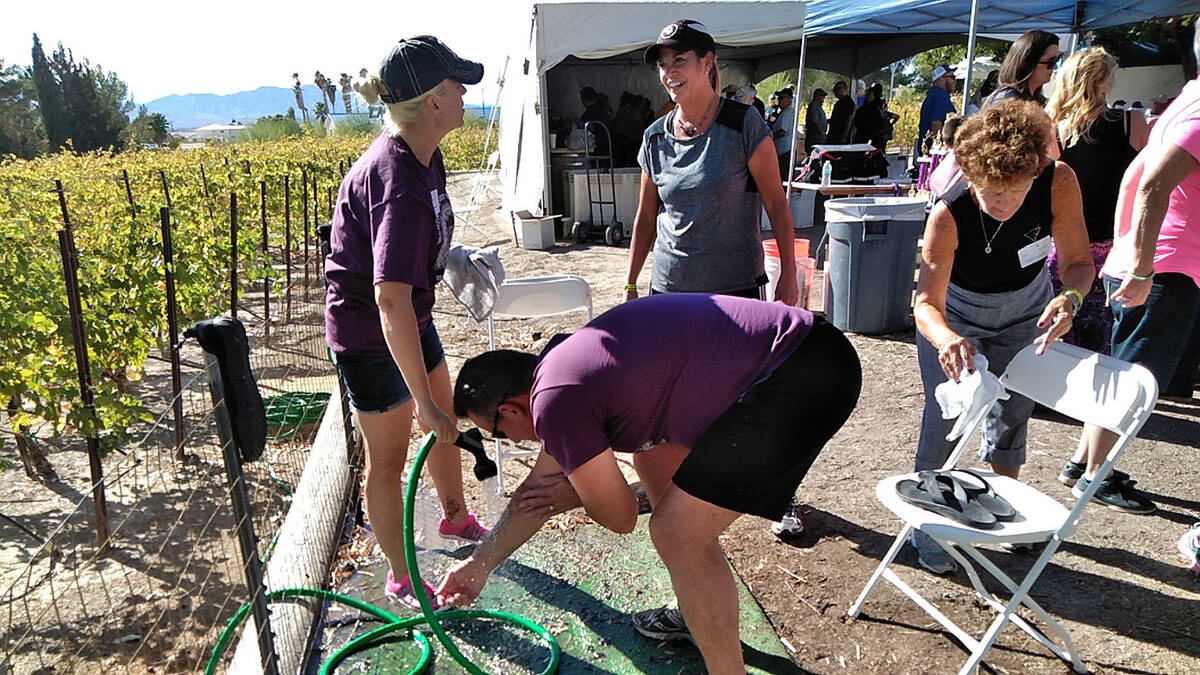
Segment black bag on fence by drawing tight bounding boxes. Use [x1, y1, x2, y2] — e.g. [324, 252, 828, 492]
[186, 317, 266, 462]
[797, 145, 891, 184]
[317, 222, 333, 257]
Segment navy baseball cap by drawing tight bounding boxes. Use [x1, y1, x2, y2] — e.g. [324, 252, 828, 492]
[644, 20, 717, 64]
[378, 36, 483, 104]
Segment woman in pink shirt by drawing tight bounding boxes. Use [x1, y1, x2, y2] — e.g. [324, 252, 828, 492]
[1063, 29, 1200, 514]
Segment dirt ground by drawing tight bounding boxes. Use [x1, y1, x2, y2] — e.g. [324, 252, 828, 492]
[434, 174, 1200, 674]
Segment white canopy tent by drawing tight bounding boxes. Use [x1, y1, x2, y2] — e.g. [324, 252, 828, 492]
[499, 1, 806, 216]
[498, 0, 1198, 216]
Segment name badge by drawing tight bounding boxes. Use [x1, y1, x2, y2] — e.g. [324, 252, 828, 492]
[1017, 236, 1052, 268]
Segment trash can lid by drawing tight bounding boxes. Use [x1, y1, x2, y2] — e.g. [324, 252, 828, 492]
[824, 196, 926, 223]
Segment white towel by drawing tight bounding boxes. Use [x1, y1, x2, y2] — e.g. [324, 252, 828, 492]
[443, 244, 506, 321]
[934, 354, 1009, 441]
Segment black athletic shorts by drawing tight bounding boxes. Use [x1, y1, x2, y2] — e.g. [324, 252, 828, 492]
[671, 318, 862, 520]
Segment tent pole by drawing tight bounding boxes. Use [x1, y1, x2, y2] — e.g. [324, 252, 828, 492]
[1065, 33, 1080, 55]
[963, 0, 980, 111]
[785, 33, 808, 200]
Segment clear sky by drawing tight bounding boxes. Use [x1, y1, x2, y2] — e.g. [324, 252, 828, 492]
[2, 1, 530, 106]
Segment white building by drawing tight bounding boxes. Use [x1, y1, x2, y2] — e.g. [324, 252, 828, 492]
[189, 123, 246, 142]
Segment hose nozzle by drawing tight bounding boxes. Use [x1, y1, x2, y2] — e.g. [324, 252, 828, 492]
[453, 429, 498, 481]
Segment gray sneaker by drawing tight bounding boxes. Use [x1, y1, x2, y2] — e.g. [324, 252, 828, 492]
[631, 606, 695, 645]
[911, 530, 957, 575]
[1072, 475, 1156, 514]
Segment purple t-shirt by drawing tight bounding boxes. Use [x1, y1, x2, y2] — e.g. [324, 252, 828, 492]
[531, 294, 814, 474]
[324, 133, 455, 355]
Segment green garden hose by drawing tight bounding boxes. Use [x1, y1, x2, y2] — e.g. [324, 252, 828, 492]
[205, 432, 561, 674]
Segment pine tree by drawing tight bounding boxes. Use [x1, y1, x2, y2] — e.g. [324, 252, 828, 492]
[30, 33, 68, 151]
[29, 35, 132, 152]
[0, 61, 46, 158]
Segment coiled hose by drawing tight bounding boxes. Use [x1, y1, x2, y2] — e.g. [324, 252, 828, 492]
[205, 432, 560, 674]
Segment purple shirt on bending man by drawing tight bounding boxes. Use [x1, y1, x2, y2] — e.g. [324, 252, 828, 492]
[530, 294, 814, 474]
[324, 133, 455, 355]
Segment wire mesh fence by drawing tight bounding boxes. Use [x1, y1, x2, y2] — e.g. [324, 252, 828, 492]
[0, 262, 344, 674]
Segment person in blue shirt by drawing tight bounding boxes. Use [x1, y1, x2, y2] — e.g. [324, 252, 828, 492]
[918, 64, 958, 157]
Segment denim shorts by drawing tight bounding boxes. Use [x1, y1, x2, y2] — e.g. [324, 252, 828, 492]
[1104, 273, 1200, 392]
[332, 324, 446, 413]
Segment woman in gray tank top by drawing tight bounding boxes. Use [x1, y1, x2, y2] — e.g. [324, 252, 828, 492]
[624, 19, 799, 305]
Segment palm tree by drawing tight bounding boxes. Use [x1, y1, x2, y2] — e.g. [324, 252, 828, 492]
[292, 73, 310, 125]
[324, 80, 338, 112]
[314, 71, 335, 110]
[313, 101, 330, 126]
[339, 72, 354, 113]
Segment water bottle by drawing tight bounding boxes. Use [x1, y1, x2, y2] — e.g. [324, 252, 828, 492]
[821, 159, 833, 187]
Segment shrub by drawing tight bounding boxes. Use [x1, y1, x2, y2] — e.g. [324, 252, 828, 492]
[239, 115, 302, 142]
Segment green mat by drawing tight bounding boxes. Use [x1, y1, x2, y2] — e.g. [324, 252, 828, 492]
[321, 514, 799, 673]
[264, 391, 330, 441]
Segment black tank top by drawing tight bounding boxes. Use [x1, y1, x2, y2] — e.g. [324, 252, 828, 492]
[1059, 110, 1135, 243]
[945, 163, 1055, 293]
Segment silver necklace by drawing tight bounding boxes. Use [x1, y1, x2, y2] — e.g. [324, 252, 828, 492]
[676, 95, 718, 137]
[978, 203, 1007, 254]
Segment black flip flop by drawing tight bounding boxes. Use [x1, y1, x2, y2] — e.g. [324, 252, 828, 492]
[943, 469, 1017, 521]
[896, 471, 998, 528]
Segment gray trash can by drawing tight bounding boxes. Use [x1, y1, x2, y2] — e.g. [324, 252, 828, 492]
[824, 197, 926, 334]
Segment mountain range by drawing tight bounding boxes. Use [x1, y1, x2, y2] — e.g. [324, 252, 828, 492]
[146, 85, 329, 130]
[146, 85, 494, 131]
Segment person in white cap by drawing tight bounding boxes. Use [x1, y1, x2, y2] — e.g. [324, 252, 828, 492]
[917, 63, 958, 157]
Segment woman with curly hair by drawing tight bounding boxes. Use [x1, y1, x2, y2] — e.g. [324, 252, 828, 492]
[1046, 47, 1149, 356]
[910, 100, 1094, 574]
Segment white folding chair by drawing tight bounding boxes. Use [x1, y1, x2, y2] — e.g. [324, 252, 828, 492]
[487, 275, 593, 490]
[468, 151, 502, 206]
[849, 342, 1158, 675]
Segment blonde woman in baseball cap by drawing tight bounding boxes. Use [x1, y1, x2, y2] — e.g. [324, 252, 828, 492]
[324, 35, 487, 612]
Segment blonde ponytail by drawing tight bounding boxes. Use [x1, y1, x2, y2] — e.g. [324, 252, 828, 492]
[352, 75, 448, 135]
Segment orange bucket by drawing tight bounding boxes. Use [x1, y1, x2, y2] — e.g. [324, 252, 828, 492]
[762, 237, 809, 260]
[762, 238, 813, 308]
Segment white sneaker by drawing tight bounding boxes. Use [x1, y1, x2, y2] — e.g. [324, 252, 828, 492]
[770, 499, 805, 539]
[1178, 522, 1200, 574]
